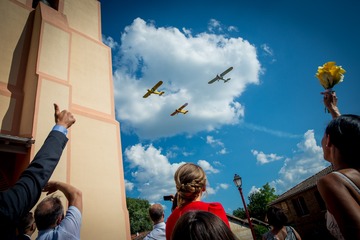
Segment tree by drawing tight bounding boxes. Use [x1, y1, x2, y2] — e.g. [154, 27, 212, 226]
[233, 183, 276, 239]
[233, 207, 246, 219]
[126, 197, 152, 234]
[247, 183, 277, 221]
[233, 183, 277, 221]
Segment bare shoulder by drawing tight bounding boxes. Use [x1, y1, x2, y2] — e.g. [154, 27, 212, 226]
[317, 172, 348, 199]
[318, 170, 360, 205]
[339, 168, 360, 187]
[318, 172, 343, 189]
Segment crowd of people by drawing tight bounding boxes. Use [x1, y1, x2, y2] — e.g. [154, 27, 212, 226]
[1, 91, 359, 239]
[142, 91, 360, 240]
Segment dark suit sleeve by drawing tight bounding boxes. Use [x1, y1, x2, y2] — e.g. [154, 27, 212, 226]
[0, 130, 68, 223]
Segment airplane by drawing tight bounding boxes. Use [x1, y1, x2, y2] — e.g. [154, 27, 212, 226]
[170, 103, 189, 116]
[143, 81, 165, 98]
[208, 67, 233, 84]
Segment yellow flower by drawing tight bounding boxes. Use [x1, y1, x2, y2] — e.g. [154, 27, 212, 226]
[315, 61, 346, 89]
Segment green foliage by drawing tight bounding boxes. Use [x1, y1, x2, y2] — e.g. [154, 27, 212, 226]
[254, 224, 270, 240]
[233, 183, 277, 222]
[126, 197, 153, 234]
[233, 207, 246, 219]
[248, 183, 277, 221]
[233, 183, 276, 239]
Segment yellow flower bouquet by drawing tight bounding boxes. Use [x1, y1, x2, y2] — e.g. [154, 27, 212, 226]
[315, 61, 346, 93]
[315, 61, 345, 113]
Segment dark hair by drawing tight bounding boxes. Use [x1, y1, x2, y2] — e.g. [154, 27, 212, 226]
[266, 206, 288, 229]
[325, 114, 360, 167]
[34, 196, 64, 230]
[149, 204, 164, 223]
[171, 211, 237, 240]
[17, 212, 35, 234]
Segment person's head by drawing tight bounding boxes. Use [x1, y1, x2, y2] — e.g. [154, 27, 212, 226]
[18, 212, 36, 236]
[149, 203, 164, 224]
[265, 206, 288, 229]
[34, 196, 64, 231]
[171, 210, 237, 240]
[174, 163, 207, 207]
[322, 114, 360, 167]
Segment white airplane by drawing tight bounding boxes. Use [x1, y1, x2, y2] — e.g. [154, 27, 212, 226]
[208, 67, 233, 84]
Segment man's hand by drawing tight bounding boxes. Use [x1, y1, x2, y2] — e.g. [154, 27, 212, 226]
[54, 104, 76, 129]
[43, 181, 60, 195]
[43, 181, 83, 212]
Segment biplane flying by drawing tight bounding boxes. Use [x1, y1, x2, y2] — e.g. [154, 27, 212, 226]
[143, 81, 165, 98]
[170, 103, 189, 116]
[208, 67, 233, 84]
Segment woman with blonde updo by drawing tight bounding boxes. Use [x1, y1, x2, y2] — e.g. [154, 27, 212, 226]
[165, 163, 230, 240]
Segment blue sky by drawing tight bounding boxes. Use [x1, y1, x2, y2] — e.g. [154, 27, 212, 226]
[100, 0, 360, 219]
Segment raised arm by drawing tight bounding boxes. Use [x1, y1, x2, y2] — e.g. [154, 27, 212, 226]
[323, 91, 340, 119]
[43, 181, 83, 213]
[0, 104, 76, 222]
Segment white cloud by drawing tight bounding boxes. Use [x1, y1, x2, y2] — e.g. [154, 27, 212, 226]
[206, 135, 224, 147]
[113, 17, 261, 140]
[206, 135, 216, 145]
[124, 179, 134, 191]
[273, 130, 329, 194]
[206, 186, 216, 195]
[227, 26, 238, 32]
[217, 148, 228, 155]
[102, 35, 118, 49]
[219, 183, 229, 189]
[166, 145, 193, 158]
[261, 43, 273, 56]
[244, 122, 302, 138]
[260, 43, 276, 63]
[183, 151, 194, 157]
[124, 144, 183, 201]
[182, 27, 192, 37]
[251, 149, 284, 165]
[213, 161, 224, 167]
[124, 144, 222, 202]
[208, 19, 222, 32]
[206, 136, 227, 155]
[197, 160, 219, 174]
[204, 183, 228, 196]
[208, 19, 238, 33]
[251, 130, 329, 195]
[249, 186, 260, 195]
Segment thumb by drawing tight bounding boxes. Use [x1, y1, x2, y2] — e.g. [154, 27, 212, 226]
[54, 103, 60, 116]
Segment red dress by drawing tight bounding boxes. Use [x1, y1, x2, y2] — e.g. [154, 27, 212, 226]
[165, 201, 230, 240]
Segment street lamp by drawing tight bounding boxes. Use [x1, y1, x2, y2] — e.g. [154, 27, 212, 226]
[233, 174, 256, 240]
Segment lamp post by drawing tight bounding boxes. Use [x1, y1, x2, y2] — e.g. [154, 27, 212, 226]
[233, 174, 256, 240]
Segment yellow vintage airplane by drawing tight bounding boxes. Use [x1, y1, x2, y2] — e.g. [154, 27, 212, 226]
[143, 81, 165, 98]
[171, 103, 188, 116]
[208, 67, 233, 84]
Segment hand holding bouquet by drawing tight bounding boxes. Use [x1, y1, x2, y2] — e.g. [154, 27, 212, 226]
[315, 62, 345, 113]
